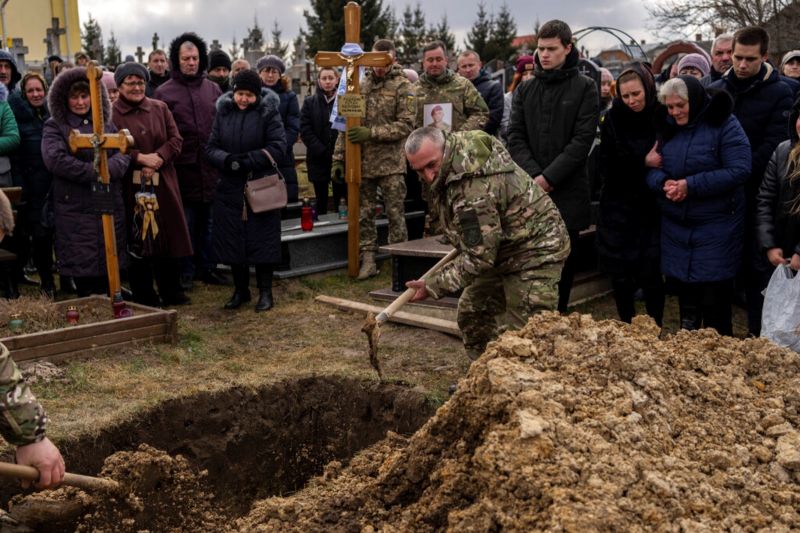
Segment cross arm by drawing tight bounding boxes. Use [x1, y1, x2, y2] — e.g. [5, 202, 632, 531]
[68, 129, 136, 154]
[315, 51, 393, 69]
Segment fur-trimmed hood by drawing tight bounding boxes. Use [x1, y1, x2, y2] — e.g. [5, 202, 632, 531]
[168, 32, 209, 78]
[47, 67, 111, 126]
[216, 87, 280, 117]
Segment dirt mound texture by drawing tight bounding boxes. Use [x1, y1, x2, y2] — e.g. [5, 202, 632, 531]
[236, 312, 800, 531]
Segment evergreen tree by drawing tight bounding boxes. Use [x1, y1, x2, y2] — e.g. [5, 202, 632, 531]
[486, 3, 518, 62]
[427, 15, 456, 55]
[229, 36, 241, 60]
[302, 0, 394, 55]
[465, 2, 492, 59]
[105, 31, 121, 68]
[244, 15, 265, 54]
[398, 3, 426, 65]
[291, 30, 307, 66]
[81, 13, 104, 63]
[268, 19, 289, 61]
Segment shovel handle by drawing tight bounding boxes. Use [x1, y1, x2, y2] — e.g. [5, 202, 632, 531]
[376, 247, 459, 324]
[0, 461, 120, 493]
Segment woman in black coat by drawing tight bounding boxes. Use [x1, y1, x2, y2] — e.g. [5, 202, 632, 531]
[757, 96, 800, 272]
[9, 73, 56, 297]
[597, 63, 665, 325]
[206, 70, 287, 312]
[299, 67, 344, 214]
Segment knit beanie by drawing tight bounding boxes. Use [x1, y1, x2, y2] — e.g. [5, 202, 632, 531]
[101, 71, 117, 91]
[781, 50, 800, 69]
[515, 55, 534, 74]
[256, 55, 285, 74]
[208, 50, 232, 72]
[677, 53, 710, 77]
[232, 69, 262, 96]
[114, 61, 150, 86]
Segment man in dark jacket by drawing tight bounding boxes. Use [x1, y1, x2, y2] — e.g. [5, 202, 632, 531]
[299, 67, 342, 215]
[146, 49, 170, 97]
[154, 32, 225, 288]
[207, 50, 231, 93]
[457, 50, 503, 136]
[709, 26, 794, 336]
[700, 33, 733, 88]
[508, 19, 599, 313]
[0, 50, 21, 92]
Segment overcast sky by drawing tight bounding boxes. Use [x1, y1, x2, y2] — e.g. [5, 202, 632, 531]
[78, 0, 677, 61]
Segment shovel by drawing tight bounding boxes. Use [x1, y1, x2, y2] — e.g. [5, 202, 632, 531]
[0, 461, 120, 493]
[362, 248, 459, 380]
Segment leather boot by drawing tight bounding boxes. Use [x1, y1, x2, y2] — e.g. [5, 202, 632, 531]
[357, 252, 378, 280]
[224, 265, 251, 309]
[255, 265, 274, 312]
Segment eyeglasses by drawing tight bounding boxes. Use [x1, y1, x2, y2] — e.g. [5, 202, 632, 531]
[121, 81, 146, 88]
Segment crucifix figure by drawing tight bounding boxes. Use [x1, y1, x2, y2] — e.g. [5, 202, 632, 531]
[68, 62, 136, 317]
[152, 32, 160, 51]
[315, 1, 392, 277]
[44, 18, 65, 57]
[135, 46, 145, 63]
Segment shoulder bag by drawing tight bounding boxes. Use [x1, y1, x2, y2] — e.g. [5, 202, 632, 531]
[244, 149, 287, 213]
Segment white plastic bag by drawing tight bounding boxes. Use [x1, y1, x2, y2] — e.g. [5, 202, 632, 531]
[761, 265, 800, 351]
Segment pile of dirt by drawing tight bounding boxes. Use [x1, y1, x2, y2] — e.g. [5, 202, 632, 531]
[236, 312, 800, 531]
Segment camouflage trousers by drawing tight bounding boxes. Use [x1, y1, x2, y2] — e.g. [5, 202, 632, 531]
[458, 262, 563, 360]
[360, 173, 408, 254]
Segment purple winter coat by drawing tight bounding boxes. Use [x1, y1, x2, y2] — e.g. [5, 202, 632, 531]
[42, 67, 130, 277]
[153, 32, 221, 204]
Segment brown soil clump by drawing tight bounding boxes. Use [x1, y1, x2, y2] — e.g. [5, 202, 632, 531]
[237, 312, 800, 531]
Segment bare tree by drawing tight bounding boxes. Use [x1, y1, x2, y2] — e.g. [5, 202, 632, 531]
[648, 0, 792, 35]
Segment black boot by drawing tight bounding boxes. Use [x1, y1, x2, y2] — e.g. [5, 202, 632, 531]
[255, 265, 274, 312]
[224, 264, 251, 309]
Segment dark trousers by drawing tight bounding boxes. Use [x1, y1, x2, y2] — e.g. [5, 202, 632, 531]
[31, 223, 55, 290]
[73, 276, 108, 298]
[230, 263, 274, 293]
[742, 234, 771, 336]
[181, 201, 215, 279]
[311, 180, 347, 215]
[676, 278, 734, 336]
[557, 230, 581, 312]
[611, 271, 665, 326]
[129, 256, 183, 306]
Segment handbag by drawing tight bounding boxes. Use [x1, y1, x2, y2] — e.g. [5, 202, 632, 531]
[244, 149, 287, 214]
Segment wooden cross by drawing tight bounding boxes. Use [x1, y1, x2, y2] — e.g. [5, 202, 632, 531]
[315, 1, 393, 278]
[43, 18, 65, 57]
[9, 38, 28, 70]
[210, 39, 222, 52]
[67, 62, 136, 317]
[135, 46, 145, 63]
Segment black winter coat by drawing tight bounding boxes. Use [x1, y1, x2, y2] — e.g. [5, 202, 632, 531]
[206, 89, 287, 265]
[596, 64, 661, 275]
[508, 47, 599, 231]
[264, 80, 300, 201]
[472, 72, 504, 136]
[757, 139, 800, 258]
[9, 94, 51, 225]
[299, 89, 337, 183]
[710, 63, 794, 200]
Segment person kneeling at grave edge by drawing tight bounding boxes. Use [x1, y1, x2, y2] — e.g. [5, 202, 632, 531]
[404, 127, 571, 360]
[206, 69, 286, 313]
[0, 342, 65, 489]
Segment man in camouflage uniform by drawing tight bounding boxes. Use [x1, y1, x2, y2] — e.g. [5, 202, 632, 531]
[0, 343, 65, 488]
[332, 39, 415, 279]
[405, 127, 570, 360]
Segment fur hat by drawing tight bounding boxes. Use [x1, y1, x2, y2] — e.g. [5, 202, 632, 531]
[232, 69, 262, 96]
[47, 67, 111, 126]
[114, 62, 150, 86]
[677, 53, 710, 78]
[208, 50, 232, 72]
[256, 55, 285, 74]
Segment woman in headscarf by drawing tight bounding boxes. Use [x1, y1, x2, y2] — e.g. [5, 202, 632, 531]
[597, 63, 665, 325]
[647, 76, 751, 335]
[41, 67, 130, 297]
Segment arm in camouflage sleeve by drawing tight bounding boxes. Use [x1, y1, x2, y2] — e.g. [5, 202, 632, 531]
[459, 82, 490, 132]
[370, 80, 415, 142]
[0, 345, 47, 446]
[332, 131, 345, 162]
[426, 178, 501, 298]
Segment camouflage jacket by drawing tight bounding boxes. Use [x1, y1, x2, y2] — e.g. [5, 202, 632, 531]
[426, 131, 571, 299]
[334, 64, 415, 178]
[413, 69, 489, 132]
[0, 343, 47, 446]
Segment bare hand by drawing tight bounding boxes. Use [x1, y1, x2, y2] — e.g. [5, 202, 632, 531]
[645, 142, 662, 168]
[767, 248, 788, 267]
[137, 153, 162, 170]
[533, 175, 553, 193]
[664, 179, 687, 202]
[791, 253, 800, 271]
[15, 437, 65, 489]
[405, 279, 429, 302]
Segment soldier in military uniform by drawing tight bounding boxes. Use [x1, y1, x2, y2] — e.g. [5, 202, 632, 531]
[332, 39, 415, 280]
[0, 343, 65, 488]
[405, 127, 571, 360]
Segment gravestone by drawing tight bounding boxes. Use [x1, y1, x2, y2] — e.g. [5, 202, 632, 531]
[43, 18, 65, 57]
[9, 39, 28, 71]
[210, 39, 222, 52]
[135, 46, 145, 63]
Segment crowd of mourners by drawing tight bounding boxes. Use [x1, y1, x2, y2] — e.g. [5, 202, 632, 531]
[0, 20, 798, 337]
